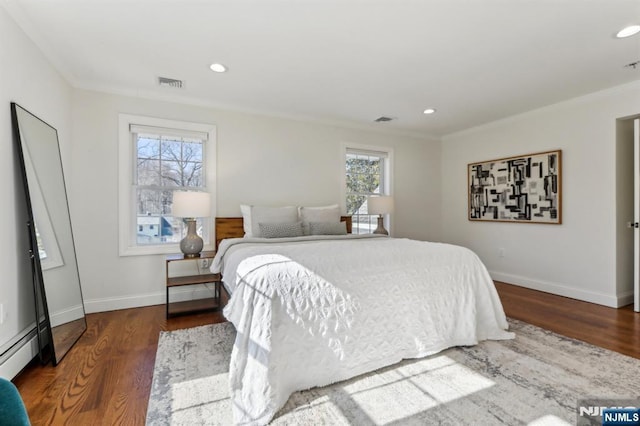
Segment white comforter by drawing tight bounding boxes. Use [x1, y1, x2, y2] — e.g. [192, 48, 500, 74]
[212, 236, 514, 425]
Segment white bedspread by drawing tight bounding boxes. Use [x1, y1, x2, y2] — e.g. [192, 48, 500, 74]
[213, 236, 514, 425]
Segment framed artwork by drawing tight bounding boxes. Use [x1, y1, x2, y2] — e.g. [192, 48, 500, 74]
[468, 150, 562, 224]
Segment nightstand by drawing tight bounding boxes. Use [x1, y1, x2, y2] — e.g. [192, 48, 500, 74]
[165, 251, 222, 318]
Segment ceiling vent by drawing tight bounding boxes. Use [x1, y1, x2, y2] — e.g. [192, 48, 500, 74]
[157, 76, 184, 88]
[374, 116, 395, 123]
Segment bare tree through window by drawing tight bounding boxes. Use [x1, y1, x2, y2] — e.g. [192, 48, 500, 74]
[134, 132, 206, 245]
[345, 150, 388, 234]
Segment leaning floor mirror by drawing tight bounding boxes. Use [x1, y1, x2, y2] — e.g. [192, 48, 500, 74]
[11, 103, 87, 365]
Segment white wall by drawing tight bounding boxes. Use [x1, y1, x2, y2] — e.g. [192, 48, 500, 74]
[0, 5, 72, 378]
[441, 82, 640, 307]
[70, 89, 441, 313]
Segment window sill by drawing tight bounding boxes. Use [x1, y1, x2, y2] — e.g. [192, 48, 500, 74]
[119, 243, 214, 257]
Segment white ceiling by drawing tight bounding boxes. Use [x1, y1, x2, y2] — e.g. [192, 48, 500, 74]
[4, 0, 640, 137]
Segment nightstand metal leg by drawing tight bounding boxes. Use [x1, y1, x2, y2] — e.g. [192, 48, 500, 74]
[165, 252, 220, 317]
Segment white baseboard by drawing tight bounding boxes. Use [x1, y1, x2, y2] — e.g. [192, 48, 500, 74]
[50, 305, 85, 327]
[0, 332, 39, 380]
[83, 284, 218, 314]
[490, 271, 627, 308]
[615, 290, 635, 308]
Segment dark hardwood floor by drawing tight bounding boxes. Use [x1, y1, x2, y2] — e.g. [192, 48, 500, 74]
[495, 282, 640, 359]
[13, 305, 228, 426]
[12, 282, 640, 425]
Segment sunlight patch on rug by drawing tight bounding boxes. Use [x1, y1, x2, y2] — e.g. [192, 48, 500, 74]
[169, 373, 231, 423]
[342, 355, 495, 423]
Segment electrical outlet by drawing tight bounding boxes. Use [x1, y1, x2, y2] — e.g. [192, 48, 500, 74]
[200, 258, 211, 269]
[498, 248, 505, 258]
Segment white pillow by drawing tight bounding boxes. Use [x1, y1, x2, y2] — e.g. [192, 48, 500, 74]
[240, 205, 298, 237]
[299, 204, 340, 235]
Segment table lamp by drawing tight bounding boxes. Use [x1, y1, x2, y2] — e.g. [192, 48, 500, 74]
[172, 191, 211, 257]
[367, 195, 394, 235]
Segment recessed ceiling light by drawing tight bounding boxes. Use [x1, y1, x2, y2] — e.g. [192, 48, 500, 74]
[423, 108, 436, 115]
[616, 25, 640, 38]
[209, 63, 227, 73]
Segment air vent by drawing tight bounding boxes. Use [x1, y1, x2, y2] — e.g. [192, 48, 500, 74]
[374, 116, 395, 123]
[158, 76, 184, 88]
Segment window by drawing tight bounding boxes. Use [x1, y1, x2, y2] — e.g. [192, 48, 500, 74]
[119, 115, 216, 256]
[344, 145, 393, 234]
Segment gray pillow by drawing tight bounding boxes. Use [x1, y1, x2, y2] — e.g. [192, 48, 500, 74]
[309, 221, 347, 235]
[258, 221, 304, 238]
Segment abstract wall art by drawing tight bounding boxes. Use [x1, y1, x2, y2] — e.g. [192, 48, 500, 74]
[468, 150, 562, 224]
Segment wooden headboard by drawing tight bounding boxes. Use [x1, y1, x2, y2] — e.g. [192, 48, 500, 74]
[215, 216, 353, 250]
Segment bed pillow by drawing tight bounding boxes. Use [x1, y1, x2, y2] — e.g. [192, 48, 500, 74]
[309, 221, 347, 236]
[259, 221, 304, 238]
[299, 204, 340, 234]
[241, 205, 298, 237]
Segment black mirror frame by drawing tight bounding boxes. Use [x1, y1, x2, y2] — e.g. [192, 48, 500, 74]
[10, 102, 86, 365]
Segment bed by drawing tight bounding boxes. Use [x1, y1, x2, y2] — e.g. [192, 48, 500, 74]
[212, 216, 514, 425]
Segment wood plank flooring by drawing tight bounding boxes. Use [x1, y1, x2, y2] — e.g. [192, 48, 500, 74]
[494, 282, 640, 359]
[12, 305, 228, 426]
[12, 282, 640, 425]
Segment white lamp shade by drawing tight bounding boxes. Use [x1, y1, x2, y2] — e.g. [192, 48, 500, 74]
[172, 191, 211, 218]
[367, 195, 394, 215]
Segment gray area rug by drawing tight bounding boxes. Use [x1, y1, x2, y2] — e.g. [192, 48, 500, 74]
[146, 320, 640, 425]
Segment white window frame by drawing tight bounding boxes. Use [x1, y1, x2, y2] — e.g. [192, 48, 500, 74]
[340, 143, 394, 234]
[118, 114, 217, 256]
